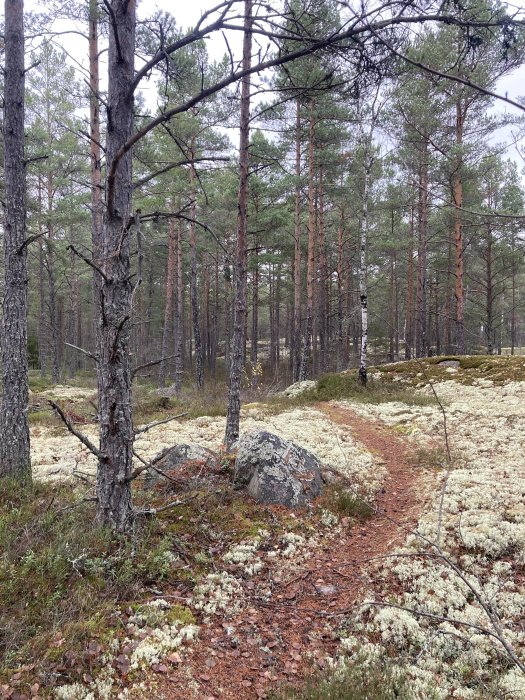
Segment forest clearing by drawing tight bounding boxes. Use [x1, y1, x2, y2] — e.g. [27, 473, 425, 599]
[3, 358, 525, 698]
[2, 0, 525, 698]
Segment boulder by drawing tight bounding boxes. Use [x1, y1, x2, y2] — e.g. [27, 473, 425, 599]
[279, 380, 317, 398]
[151, 443, 219, 479]
[438, 360, 460, 368]
[234, 430, 323, 507]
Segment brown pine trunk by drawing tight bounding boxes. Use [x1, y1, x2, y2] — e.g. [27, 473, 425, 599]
[251, 241, 259, 367]
[159, 219, 177, 387]
[454, 99, 465, 354]
[415, 139, 429, 358]
[299, 99, 316, 380]
[337, 210, 344, 369]
[204, 257, 211, 370]
[511, 231, 516, 355]
[225, 0, 252, 448]
[445, 234, 452, 353]
[318, 163, 327, 373]
[292, 98, 302, 382]
[1, 0, 31, 479]
[189, 151, 204, 388]
[46, 172, 60, 383]
[37, 178, 48, 377]
[174, 221, 184, 394]
[485, 223, 494, 354]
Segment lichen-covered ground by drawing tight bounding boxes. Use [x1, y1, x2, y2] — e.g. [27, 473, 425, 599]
[24, 360, 525, 698]
[335, 372, 525, 699]
[31, 403, 380, 495]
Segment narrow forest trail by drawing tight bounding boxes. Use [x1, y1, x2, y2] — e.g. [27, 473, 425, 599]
[149, 403, 431, 700]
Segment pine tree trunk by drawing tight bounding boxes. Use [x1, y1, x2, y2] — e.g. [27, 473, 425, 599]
[174, 221, 184, 394]
[46, 173, 60, 384]
[415, 139, 429, 358]
[189, 157, 204, 389]
[95, 0, 136, 532]
[337, 212, 344, 369]
[1, 0, 31, 479]
[299, 100, 316, 380]
[485, 223, 494, 355]
[454, 99, 465, 354]
[445, 235, 452, 353]
[225, 0, 252, 448]
[37, 179, 48, 377]
[318, 163, 327, 373]
[251, 241, 259, 371]
[292, 98, 302, 382]
[89, 0, 103, 370]
[159, 219, 176, 387]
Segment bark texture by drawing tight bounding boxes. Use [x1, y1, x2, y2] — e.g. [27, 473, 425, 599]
[96, 0, 136, 531]
[358, 155, 371, 385]
[1, 0, 31, 479]
[225, 0, 252, 448]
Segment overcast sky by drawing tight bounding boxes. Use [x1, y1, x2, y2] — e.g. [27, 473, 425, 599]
[24, 0, 525, 167]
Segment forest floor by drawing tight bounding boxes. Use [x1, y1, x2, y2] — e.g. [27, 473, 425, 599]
[3, 357, 525, 699]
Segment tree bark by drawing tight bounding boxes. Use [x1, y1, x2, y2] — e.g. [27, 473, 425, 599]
[225, 0, 252, 448]
[318, 162, 327, 373]
[299, 99, 316, 381]
[95, 0, 136, 531]
[415, 139, 429, 358]
[358, 154, 371, 385]
[159, 219, 177, 387]
[1, 0, 31, 479]
[454, 99, 465, 354]
[292, 98, 302, 382]
[405, 206, 414, 360]
[189, 153, 204, 389]
[336, 210, 344, 369]
[89, 0, 103, 368]
[174, 221, 184, 394]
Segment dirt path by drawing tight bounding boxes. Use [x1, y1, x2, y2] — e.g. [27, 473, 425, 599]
[151, 403, 430, 700]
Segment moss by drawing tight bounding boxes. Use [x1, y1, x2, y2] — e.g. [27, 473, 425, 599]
[165, 604, 195, 626]
[374, 355, 525, 386]
[408, 446, 449, 471]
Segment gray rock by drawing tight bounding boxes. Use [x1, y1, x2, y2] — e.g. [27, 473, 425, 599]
[234, 430, 323, 507]
[154, 443, 218, 475]
[279, 380, 317, 398]
[438, 360, 460, 368]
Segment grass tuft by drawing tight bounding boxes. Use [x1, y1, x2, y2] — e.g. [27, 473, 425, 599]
[270, 657, 417, 700]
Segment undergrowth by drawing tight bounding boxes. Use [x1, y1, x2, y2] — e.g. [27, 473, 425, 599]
[267, 372, 435, 413]
[0, 478, 180, 680]
[376, 354, 525, 385]
[271, 657, 418, 700]
[0, 473, 326, 693]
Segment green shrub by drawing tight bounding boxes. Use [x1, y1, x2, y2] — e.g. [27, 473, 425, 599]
[271, 657, 416, 700]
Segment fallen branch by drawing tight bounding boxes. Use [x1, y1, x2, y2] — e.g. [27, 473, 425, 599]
[48, 400, 104, 460]
[131, 354, 177, 378]
[65, 342, 98, 363]
[134, 412, 188, 436]
[129, 446, 179, 481]
[133, 494, 198, 518]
